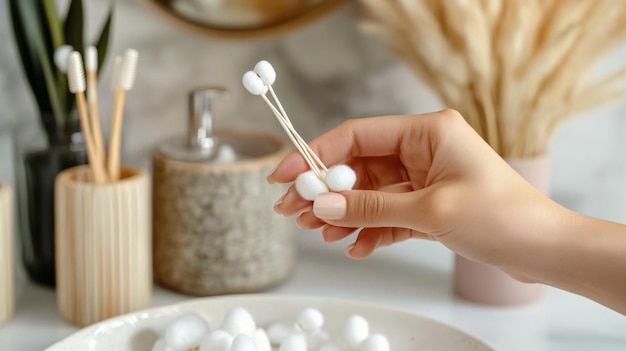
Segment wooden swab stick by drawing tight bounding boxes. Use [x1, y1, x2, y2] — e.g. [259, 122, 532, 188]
[107, 50, 138, 182]
[85, 45, 107, 182]
[67, 52, 107, 183]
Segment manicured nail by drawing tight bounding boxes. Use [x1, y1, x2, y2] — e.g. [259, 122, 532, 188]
[273, 197, 284, 214]
[313, 192, 346, 220]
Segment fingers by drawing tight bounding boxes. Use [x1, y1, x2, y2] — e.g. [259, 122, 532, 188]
[274, 185, 311, 216]
[268, 110, 459, 184]
[345, 227, 418, 259]
[312, 190, 422, 230]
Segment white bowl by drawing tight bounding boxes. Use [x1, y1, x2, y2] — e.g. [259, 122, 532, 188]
[46, 294, 493, 350]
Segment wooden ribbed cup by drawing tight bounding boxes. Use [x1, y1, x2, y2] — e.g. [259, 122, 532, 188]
[0, 182, 14, 326]
[55, 166, 151, 326]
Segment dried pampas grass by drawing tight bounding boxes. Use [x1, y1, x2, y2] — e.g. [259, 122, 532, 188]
[360, 0, 626, 157]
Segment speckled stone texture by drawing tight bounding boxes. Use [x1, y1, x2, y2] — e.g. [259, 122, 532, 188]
[152, 149, 294, 296]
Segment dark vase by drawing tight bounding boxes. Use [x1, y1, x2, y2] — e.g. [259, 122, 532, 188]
[16, 112, 87, 287]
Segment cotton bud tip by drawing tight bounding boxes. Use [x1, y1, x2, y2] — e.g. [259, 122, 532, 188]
[119, 49, 139, 90]
[85, 45, 98, 71]
[295, 170, 329, 201]
[254, 60, 276, 85]
[164, 313, 210, 350]
[243, 71, 267, 95]
[359, 334, 390, 351]
[54, 45, 73, 73]
[324, 164, 356, 192]
[67, 51, 86, 93]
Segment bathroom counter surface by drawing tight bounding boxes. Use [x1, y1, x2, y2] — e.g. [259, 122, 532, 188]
[1, 232, 625, 351]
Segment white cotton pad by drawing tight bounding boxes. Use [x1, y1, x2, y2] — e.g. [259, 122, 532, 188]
[242, 70, 267, 95]
[221, 307, 257, 337]
[343, 314, 370, 349]
[254, 60, 276, 86]
[230, 334, 257, 351]
[324, 164, 356, 192]
[296, 308, 324, 333]
[359, 334, 390, 351]
[199, 329, 233, 351]
[164, 313, 210, 350]
[295, 170, 329, 201]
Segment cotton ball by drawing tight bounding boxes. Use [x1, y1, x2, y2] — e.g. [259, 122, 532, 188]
[221, 307, 257, 337]
[343, 315, 370, 349]
[318, 344, 344, 351]
[279, 333, 307, 351]
[359, 334, 390, 351]
[267, 322, 296, 346]
[254, 60, 276, 86]
[199, 329, 233, 351]
[54, 45, 73, 73]
[164, 313, 210, 350]
[295, 170, 329, 201]
[254, 328, 271, 351]
[230, 334, 257, 351]
[151, 338, 174, 351]
[306, 330, 329, 350]
[296, 308, 324, 333]
[324, 164, 356, 192]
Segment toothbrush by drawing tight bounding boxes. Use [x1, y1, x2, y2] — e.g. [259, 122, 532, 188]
[85, 45, 107, 180]
[107, 49, 138, 181]
[67, 51, 107, 183]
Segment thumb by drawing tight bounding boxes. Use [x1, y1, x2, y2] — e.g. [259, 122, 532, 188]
[312, 190, 421, 229]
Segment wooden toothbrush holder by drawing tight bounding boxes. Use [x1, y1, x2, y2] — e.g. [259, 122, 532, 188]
[0, 182, 14, 326]
[54, 166, 151, 326]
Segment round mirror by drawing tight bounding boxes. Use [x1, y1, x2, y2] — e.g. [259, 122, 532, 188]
[141, 0, 348, 39]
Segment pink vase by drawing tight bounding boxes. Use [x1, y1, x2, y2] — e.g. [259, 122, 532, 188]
[453, 154, 549, 305]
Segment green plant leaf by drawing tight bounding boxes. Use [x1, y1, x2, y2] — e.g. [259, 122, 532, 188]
[9, 0, 50, 113]
[10, 0, 66, 142]
[63, 0, 85, 56]
[95, 8, 114, 75]
[42, 0, 64, 48]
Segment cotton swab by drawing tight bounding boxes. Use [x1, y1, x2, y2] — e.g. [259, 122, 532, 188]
[243, 60, 357, 199]
[243, 69, 325, 181]
[85, 45, 107, 181]
[255, 61, 328, 174]
[107, 49, 138, 181]
[67, 51, 107, 183]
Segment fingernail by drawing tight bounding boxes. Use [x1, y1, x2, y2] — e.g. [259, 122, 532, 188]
[267, 164, 279, 184]
[273, 197, 284, 214]
[345, 242, 356, 256]
[313, 192, 346, 220]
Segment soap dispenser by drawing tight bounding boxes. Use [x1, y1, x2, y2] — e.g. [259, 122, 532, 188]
[152, 86, 294, 296]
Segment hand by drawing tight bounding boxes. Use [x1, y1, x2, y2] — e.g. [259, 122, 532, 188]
[268, 109, 626, 314]
[269, 110, 561, 265]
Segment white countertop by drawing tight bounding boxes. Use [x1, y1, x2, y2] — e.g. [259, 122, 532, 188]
[1, 230, 625, 351]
